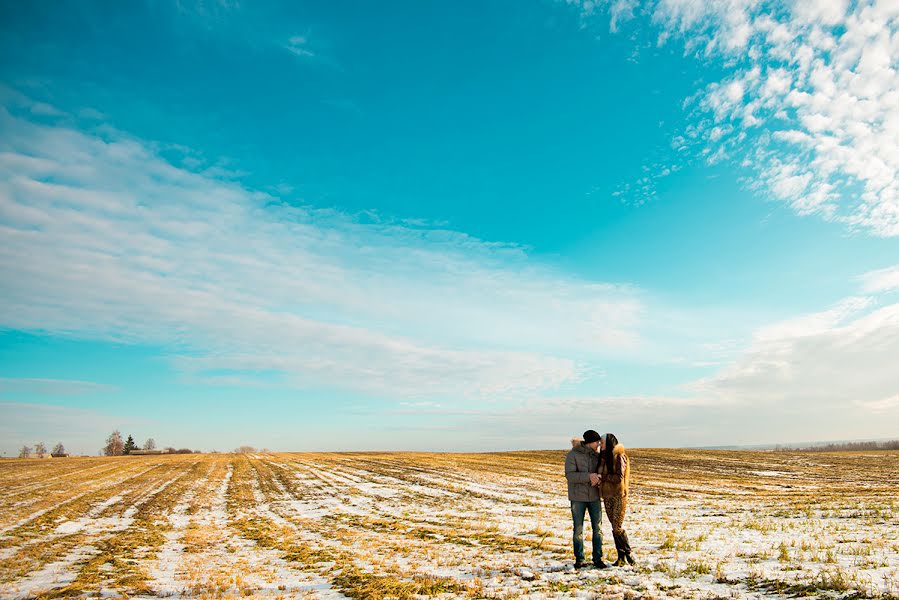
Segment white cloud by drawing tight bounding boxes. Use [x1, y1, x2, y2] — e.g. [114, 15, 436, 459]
[680, 0, 899, 236]
[0, 378, 117, 395]
[572, 0, 899, 236]
[855, 393, 899, 412]
[859, 264, 899, 294]
[460, 264, 899, 446]
[510, 275, 899, 444]
[751, 296, 873, 342]
[286, 35, 315, 57]
[0, 101, 645, 401]
[650, 0, 760, 53]
[792, 0, 849, 26]
[29, 102, 66, 117]
[78, 107, 106, 120]
[689, 293, 899, 427]
[283, 33, 341, 70]
[609, 0, 639, 32]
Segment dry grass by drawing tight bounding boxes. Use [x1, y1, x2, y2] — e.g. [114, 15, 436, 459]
[0, 449, 896, 598]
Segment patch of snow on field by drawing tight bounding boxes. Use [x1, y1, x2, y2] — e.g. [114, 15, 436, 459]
[146, 485, 201, 596]
[750, 470, 792, 477]
[53, 515, 133, 535]
[52, 493, 130, 535]
[0, 506, 58, 536]
[0, 545, 99, 600]
[278, 499, 329, 519]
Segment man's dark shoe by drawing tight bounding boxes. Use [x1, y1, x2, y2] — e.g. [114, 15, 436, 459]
[624, 552, 636, 566]
[593, 559, 608, 569]
[574, 560, 588, 569]
[613, 556, 626, 567]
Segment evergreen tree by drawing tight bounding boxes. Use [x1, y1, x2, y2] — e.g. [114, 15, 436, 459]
[123, 435, 136, 455]
[52, 442, 66, 455]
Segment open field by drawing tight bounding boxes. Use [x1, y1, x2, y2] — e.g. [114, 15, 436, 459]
[0, 449, 896, 599]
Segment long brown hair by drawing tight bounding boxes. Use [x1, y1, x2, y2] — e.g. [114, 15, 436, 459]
[602, 433, 621, 474]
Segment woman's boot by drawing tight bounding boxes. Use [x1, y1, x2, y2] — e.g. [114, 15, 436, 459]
[619, 531, 635, 565]
[612, 533, 626, 566]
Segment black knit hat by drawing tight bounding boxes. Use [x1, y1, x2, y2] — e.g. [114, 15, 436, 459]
[583, 430, 600, 444]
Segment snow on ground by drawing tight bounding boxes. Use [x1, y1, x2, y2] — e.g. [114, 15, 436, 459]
[0, 449, 896, 598]
[2, 545, 100, 598]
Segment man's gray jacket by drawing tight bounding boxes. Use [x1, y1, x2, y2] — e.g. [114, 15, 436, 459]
[565, 439, 600, 502]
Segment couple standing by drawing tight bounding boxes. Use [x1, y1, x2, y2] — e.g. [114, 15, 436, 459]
[564, 429, 634, 569]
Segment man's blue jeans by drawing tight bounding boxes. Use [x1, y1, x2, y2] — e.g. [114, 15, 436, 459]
[571, 500, 602, 564]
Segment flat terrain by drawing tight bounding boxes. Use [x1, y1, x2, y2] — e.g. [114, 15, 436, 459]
[0, 449, 896, 599]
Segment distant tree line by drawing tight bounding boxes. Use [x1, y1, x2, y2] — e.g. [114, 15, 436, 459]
[775, 440, 899, 452]
[17, 433, 263, 458]
[19, 441, 67, 458]
[101, 430, 200, 456]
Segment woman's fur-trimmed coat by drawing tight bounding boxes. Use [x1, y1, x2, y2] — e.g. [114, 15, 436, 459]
[599, 444, 629, 499]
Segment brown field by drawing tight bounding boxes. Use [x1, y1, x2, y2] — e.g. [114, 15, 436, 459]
[0, 449, 897, 599]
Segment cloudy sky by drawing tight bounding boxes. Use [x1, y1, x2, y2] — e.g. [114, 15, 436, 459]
[1, 0, 897, 454]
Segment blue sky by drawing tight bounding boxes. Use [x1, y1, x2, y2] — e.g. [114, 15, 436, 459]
[1, 0, 898, 454]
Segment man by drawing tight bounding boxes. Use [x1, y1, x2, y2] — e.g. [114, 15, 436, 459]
[565, 429, 606, 569]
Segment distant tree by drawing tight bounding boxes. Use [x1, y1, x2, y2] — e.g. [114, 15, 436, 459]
[123, 435, 137, 455]
[163, 447, 176, 454]
[103, 430, 124, 456]
[34, 442, 47, 458]
[18, 445, 32, 458]
[233, 445, 256, 454]
[52, 442, 66, 455]
[142, 438, 156, 451]
[778, 439, 899, 452]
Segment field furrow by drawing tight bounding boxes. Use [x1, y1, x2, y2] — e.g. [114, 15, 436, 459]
[0, 458, 200, 598]
[0, 450, 896, 599]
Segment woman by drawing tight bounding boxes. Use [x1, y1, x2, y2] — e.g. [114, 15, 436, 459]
[599, 433, 635, 566]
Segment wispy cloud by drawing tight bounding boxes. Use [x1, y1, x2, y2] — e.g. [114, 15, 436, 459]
[3, 84, 894, 447]
[0, 95, 645, 401]
[574, 0, 899, 236]
[855, 393, 899, 413]
[0, 378, 117, 395]
[687, 273, 899, 433]
[384, 265, 899, 446]
[285, 35, 315, 57]
[859, 264, 899, 294]
[283, 32, 342, 70]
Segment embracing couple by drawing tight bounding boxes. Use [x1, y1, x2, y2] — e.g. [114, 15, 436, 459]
[564, 430, 634, 569]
